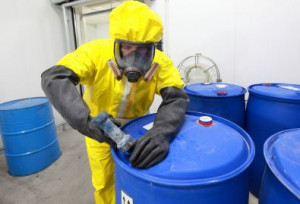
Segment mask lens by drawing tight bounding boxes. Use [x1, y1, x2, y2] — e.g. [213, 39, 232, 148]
[114, 41, 155, 77]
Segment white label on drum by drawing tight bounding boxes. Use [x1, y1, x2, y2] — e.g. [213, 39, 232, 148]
[279, 85, 300, 91]
[143, 122, 154, 130]
[121, 190, 133, 204]
[215, 84, 227, 88]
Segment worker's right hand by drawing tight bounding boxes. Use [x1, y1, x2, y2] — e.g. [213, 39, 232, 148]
[108, 115, 122, 127]
[87, 115, 121, 147]
[86, 117, 116, 147]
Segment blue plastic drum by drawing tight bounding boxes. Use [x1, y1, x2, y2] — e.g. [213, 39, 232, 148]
[246, 83, 300, 197]
[184, 83, 246, 127]
[0, 97, 61, 176]
[111, 112, 255, 204]
[259, 128, 300, 204]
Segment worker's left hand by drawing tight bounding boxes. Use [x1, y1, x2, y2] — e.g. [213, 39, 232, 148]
[129, 131, 170, 168]
[130, 87, 188, 169]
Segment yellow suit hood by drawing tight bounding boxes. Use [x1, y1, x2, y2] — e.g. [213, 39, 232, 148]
[109, 1, 163, 43]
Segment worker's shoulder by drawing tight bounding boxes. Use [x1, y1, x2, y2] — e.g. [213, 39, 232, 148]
[153, 49, 173, 64]
[80, 38, 114, 49]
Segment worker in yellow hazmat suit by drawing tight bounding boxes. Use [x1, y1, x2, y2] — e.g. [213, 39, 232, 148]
[41, 1, 188, 203]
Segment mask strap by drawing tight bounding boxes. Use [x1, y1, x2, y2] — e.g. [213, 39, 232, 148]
[144, 63, 159, 82]
[107, 59, 122, 80]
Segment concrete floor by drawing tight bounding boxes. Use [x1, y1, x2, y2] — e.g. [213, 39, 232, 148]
[0, 126, 94, 204]
[0, 126, 259, 204]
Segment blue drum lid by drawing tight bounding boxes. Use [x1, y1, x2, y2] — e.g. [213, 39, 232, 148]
[248, 83, 300, 101]
[0, 97, 48, 111]
[112, 112, 255, 186]
[183, 83, 246, 97]
[264, 128, 300, 199]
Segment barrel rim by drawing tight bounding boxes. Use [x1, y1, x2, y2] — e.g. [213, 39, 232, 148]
[248, 83, 300, 103]
[111, 111, 255, 187]
[184, 82, 247, 98]
[0, 97, 49, 111]
[264, 128, 300, 199]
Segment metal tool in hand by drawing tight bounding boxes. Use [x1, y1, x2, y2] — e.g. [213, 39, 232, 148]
[91, 111, 136, 152]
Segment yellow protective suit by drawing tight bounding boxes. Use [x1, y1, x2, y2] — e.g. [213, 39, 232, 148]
[57, 1, 184, 204]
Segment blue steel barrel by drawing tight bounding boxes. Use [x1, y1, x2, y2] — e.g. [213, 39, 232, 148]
[0, 97, 61, 176]
[184, 83, 246, 127]
[246, 83, 300, 197]
[111, 112, 255, 204]
[259, 129, 300, 204]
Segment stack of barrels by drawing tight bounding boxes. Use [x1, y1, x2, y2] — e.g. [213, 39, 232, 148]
[1, 83, 299, 204]
[111, 82, 300, 204]
[112, 83, 300, 204]
[184, 82, 300, 203]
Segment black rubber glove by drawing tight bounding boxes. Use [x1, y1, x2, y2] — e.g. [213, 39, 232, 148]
[41, 65, 115, 146]
[129, 87, 189, 168]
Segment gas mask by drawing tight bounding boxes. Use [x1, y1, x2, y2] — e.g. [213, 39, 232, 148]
[108, 40, 158, 83]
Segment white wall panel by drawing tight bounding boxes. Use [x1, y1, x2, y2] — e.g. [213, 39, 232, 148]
[150, 0, 300, 89]
[0, 0, 67, 125]
[166, 0, 236, 82]
[1, 0, 300, 118]
[235, 0, 300, 88]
